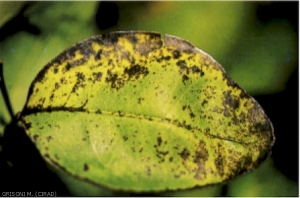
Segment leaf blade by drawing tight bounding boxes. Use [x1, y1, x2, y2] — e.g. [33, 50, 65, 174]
[21, 31, 274, 192]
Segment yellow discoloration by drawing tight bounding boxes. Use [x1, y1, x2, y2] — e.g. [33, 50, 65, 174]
[21, 31, 274, 192]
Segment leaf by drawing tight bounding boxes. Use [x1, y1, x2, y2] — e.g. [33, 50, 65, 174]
[20, 31, 275, 192]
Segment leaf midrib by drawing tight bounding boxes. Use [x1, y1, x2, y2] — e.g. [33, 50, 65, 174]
[21, 106, 255, 145]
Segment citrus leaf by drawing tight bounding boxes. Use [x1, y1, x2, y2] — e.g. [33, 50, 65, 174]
[20, 31, 275, 192]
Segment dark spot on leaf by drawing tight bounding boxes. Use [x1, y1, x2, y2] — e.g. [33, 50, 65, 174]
[23, 120, 32, 130]
[71, 72, 86, 93]
[182, 74, 189, 84]
[215, 154, 225, 177]
[92, 72, 102, 82]
[137, 97, 144, 104]
[50, 93, 54, 101]
[84, 163, 89, 171]
[223, 91, 240, 110]
[193, 141, 209, 163]
[123, 135, 128, 141]
[55, 82, 59, 89]
[157, 55, 171, 63]
[77, 72, 85, 81]
[95, 49, 102, 60]
[124, 64, 149, 80]
[172, 50, 181, 59]
[118, 111, 124, 117]
[127, 34, 138, 44]
[46, 136, 52, 142]
[65, 62, 71, 71]
[179, 147, 190, 160]
[33, 135, 39, 141]
[157, 136, 162, 147]
[103, 32, 119, 43]
[60, 77, 66, 84]
[176, 60, 188, 73]
[105, 70, 123, 90]
[205, 127, 210, 133]
[190, 112, 196, 119]
[191, 65, 204, 76]
[191, 65, 200, 73]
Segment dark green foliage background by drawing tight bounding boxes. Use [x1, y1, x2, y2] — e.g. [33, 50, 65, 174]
[0, 1, 298, 196]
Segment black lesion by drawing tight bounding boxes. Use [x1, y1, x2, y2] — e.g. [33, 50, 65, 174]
[137, 97, 144, 104]
[156, 55, 171, 63]
[71, 72, 86, 93]
[182, 74, 189, 84]
[83, 163, 89, 171]
[201, 99, 208, 107]
[153, 136, 169, 163]
[223, 90, 240, 110]
[191, 65, 205, 77]
[53, 67, 58, 74]
[172, 50, 181, 59]
[22, 120, 32, 130]
[182, 105, 196, 119]
[123, 135, 128, 141]
[54, 82, 60, 90]
[34, 66, 49, 84]
[190, 112, 196, 119]
[215, 154, 225, 177]
[92, 72, 102, 82]
[179, 147, 190, 160]
[33, 134, 39, 141]
[76, 72, 85, 81]
[105, 70, 124, 90]
[176, 60, 189, 74]
[157, 136, 162, 147]
[102, 32, 119, 44]
[126, 34, 139, 45]
[99, 63, 149, 90]
[124, 64, 149, 80]
[65, 63, 71, 71]
[60, 77, 67, 84]
[94, 49, 103, 60]
[193, 141, 208, 163]
[173, 119, 192, 131]
[46, 136, 52, 142]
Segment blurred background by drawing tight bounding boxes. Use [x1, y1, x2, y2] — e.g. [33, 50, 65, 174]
[0, 1, 298, 196]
